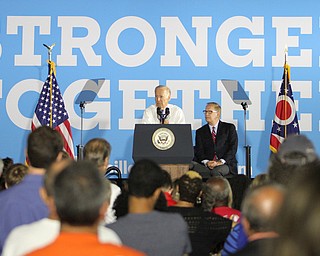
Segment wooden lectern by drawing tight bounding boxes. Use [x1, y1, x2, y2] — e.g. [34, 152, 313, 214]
[132, 124, 194, 180]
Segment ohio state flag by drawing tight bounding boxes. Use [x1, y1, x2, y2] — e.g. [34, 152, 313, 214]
[270, 63, 300, 153]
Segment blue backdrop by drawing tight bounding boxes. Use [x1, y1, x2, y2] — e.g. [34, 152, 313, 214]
[1, 0, 320, 177]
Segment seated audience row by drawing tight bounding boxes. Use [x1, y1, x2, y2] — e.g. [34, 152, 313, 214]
[167, 171, 232, 256]
[2, 128, 320, 256]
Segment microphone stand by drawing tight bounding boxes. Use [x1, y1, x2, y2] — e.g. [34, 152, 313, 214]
[160, 115, 165, 124]
[241, 102, 251, 179]
[76, 101, 86, 160]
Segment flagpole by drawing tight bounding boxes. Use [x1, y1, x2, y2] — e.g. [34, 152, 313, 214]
[33, 44, 75, 159]
[43, 43, 55, 128]
[270, 46, 300, 153]
[284, 46, 288, 138]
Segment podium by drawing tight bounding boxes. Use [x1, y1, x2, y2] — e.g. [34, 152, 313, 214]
[132, 124, 193, 180]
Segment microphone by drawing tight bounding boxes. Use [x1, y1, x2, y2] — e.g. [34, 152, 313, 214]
[165, 107, 170, 116]
[157, 107, 170, 124]
[157, 107, 164, 124]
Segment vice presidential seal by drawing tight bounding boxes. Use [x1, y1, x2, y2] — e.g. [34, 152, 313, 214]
[152, 128, 175, 150]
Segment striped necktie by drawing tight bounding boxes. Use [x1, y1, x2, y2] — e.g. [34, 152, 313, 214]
[212, 127, 216, 143]
[212, 127, 217, 160]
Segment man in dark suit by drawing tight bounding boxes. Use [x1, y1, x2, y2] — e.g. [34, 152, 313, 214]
[194, 102, 238, 177]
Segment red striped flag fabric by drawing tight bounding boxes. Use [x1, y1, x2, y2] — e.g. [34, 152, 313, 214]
[31, 60, 75, 159]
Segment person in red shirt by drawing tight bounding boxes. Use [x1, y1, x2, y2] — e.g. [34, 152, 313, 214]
[203, 176, 241, 224]
[161, 169, 177, 206]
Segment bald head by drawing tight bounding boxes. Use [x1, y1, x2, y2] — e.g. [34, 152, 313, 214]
[242, 184, 285, 234]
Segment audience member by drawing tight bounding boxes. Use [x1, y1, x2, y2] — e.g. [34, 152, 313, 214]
[203, 176, 241, 224]
[168, 171, 232, 256]
[113, 190, 129, 219]
[0, 159, 3, 180]
[232, 183, 285, 256]
[60, 150, 71, 160]
[250, 173, 269, 188]
[27, 160, 143, 256]
[2, 159, 122, 256]
[4, 163, 28, 189]
[272, 160, 320, 256]
[161, 169, 177, 206]
[108, 159, 191, 255]
[268, 134, 318, 186]
[0, 157, 14, 191]
[221, 223, 247, 256]
[83, 138, 121, 224]
[171, 178, 180, 201]
[113, 188, 168, 220]
[142, 85, 186, 124]
[221, 173, 269, 256]
[228, 174, 251, 211]
[0, 126, 64, 253]
[194, 102, 238, 177]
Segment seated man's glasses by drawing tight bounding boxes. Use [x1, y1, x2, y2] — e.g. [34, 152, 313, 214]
[203, 110, 217, 114]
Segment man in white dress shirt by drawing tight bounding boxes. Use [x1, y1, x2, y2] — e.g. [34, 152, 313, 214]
[142, 85, 186, 124]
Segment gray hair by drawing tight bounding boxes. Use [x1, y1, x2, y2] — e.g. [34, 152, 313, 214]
[202, 176, 233, 212]
[155, 85, 171, 96]
[207, 102, 221, 113]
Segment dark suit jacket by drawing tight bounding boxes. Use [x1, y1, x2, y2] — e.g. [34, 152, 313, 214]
[194, 121, 238, 175]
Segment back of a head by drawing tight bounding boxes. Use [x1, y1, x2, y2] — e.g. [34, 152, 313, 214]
[178, 171, 202, 204]
[161, 169, 173, 191]
[0, 157, 14, 190]
[83, 138, 111, 169]
[128, 159, 163, 198]
[250, 173, 270, 188]
[4, 163, 28, 188]
[241, 183, 285, 233]
[44, 158, 73, 197]
[2, 157, 14, 173]
[203, 177, 232, 210]
[53, 160, 110, 226]
[27, 126, 64, 169]
[268, 134, 318, 186]
[273, 160, 320, 256]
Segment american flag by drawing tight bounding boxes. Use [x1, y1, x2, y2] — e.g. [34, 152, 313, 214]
[270, 62, 300, 153]
[31, 61, 75, 158]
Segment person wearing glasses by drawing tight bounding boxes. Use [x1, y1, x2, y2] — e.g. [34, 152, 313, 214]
[194, 102, 238, 177]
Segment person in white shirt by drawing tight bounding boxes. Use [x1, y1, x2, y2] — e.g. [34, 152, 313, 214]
[83, 138, 122, 224]
[2, 160, 121, 256]
[142, 85, 186, 124]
